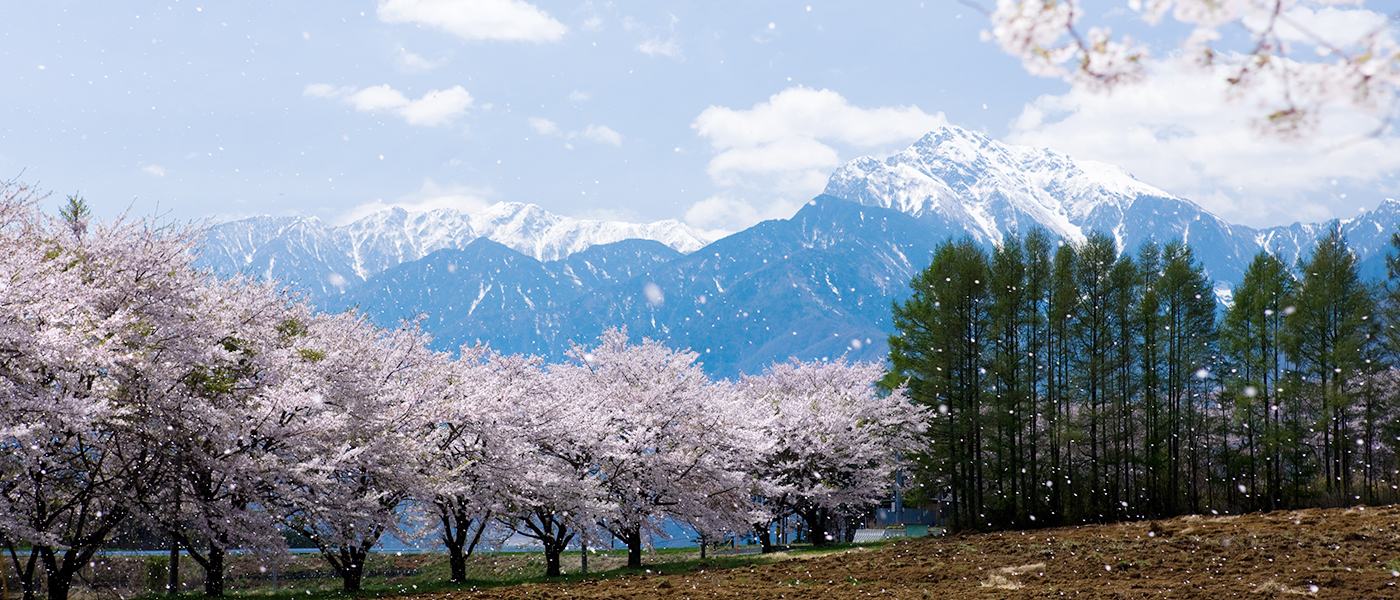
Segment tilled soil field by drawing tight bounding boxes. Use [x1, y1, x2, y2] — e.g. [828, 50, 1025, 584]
[410, 505, 1400, 599]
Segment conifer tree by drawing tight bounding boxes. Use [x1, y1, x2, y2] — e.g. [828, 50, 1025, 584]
[1154, 241, 1217, 514]
[888, 238, 989, 530]
[1073, 233, 1118, 520]
[1221, 252, 1295, 510]
[1021, 228, 1054, 520]
[1046, 242, 1079, 523]
[988, 233, 1027, 524]
[1287, 224, 1376, 503]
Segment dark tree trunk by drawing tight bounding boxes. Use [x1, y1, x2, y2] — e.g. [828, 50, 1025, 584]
[517, 511, 573, 578]
[203, 543, 224, 597]
[302, 529, 377, 594]
[167, 539, 181, 594]
[343, 565, 363, 593]
[753, 522, 774, 553]
[439, 500, 489, 584]
[6, 544, 42, 600]
[449, 548, 467, 584]
[542, 538, 566, 577]
[45, 570, 72, 600]
[338, 546, 369, 592]
[39, 546, 82, 600]
[622, 527, 643, 569]
[31, 509, 121, 600]
[168, 530, 227, 597]
[800, 507, 829, 547]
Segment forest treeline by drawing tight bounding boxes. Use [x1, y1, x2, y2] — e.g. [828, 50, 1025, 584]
[886, 226, 1400, 531]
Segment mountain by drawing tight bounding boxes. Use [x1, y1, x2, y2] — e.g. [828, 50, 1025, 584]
[194, 203, 708, 303]
[827, 127, 1257, 287]
[199, 125, 1400, 376]
[331, 198, 939, 376]
[335, 238, 682, 357]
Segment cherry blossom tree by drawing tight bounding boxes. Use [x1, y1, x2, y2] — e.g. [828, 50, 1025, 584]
[0, 184, 232, 600]
[740, 358, 924, 549]
[557, 329, 757, 569]
[493, 352, 611, 578]
[428, 345, 540, 583]
[271, 312, 451, 593]
[984, 0, 1399, 136]
[133, 277, 317, 597]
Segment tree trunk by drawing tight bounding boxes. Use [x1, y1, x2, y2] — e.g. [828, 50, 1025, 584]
[449, 549, 467, 584]
[801, 507, 829, 547]
[167, 540, 181, 594]
[543, 540, 565, 578]
[45, 571, 72, 600]
[203, 543, 224, 597]
[38, 547, 75, 600]
[7, 545, 41, 600]
[440, 501, 489, 584]
[343, 565, 363, 593]
[580, 539, 588, 574]
[753, 522, 773, 553]
[339, 547, 368, 592]
[622, 527, 643, 569]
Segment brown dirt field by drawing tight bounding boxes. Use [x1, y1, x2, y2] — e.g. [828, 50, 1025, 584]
[406, 505, 1400, 599]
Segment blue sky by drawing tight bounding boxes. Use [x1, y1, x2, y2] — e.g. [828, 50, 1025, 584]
[3, 1, 1397, 236]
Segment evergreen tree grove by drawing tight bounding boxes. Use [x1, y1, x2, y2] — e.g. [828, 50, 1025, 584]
[889, 229, 1400, 531]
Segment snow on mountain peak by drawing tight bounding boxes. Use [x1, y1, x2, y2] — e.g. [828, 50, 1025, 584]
[199, 201, 711, 294]
[824, 125, 1176, 244]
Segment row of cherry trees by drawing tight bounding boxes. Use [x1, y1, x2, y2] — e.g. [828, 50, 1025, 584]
[0, 183, 924, 599]
[887, 225, 1400, 532]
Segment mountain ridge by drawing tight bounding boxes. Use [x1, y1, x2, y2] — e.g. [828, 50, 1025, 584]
[197, 125, 1400, 375]
[195, 203, 709, 304]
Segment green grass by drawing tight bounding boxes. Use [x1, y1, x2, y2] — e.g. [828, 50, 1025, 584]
[126, 541, 894, 600]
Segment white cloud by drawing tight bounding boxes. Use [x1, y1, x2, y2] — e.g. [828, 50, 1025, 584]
[568, 90, 590, 102]
[694, 86, 947, 176]
[529, 118, 622, 145]
[527, 117, 558, 135]
[578, 124, 622, 146]
[399, 87, 474, 126]
[305, 83, 473, 127]
[637, 37, 681, 58]
[377, 0, 567, 43]
[345, 85, 411, 111]
[394, 44, 444, 71]
[688, 86, 946, 232]
[338, 179, 494, 225]
[1006, 58, 1400, 227]
[625, 14, 683, 59]
[141, 164, 166, 177]
[684, 194, 803, 240]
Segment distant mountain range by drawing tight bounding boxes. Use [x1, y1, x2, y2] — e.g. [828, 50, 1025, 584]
[196, 126, 1400, 376]
[196, 202, 708, 304]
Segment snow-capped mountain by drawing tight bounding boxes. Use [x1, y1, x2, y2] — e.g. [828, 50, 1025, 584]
[198, 126, 1400, 376]
[338, 197, 938, 375]
[196, 203, 708, 302]
[824, 125, 1398, 286]
[825, 126, 1171, 246]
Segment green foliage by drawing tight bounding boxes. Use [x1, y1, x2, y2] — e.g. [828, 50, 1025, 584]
[298, 348, 327, 363]
[889, 226, 1400, 533]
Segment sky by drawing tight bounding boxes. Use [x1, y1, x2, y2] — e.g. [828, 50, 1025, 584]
[2, 1, 1397, 239]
